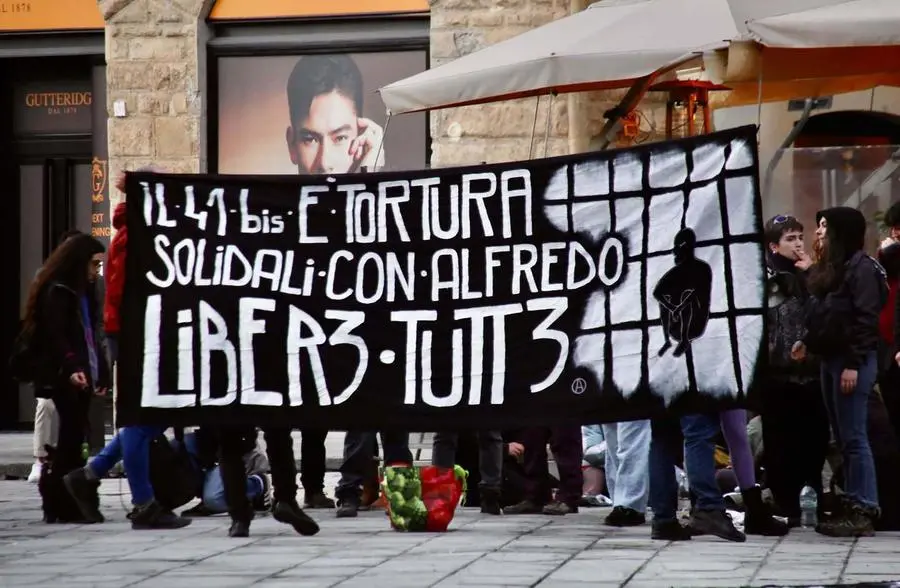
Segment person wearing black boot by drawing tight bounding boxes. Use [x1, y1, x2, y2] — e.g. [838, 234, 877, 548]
[432, 430, 503, 515]
[797, 208, 886, 537]
[217, 427, 319, 538]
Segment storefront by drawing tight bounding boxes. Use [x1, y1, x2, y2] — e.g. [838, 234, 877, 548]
[0, 0, 108, 429]
[1, 0, 430, 429]
[207, 0, 430, 175]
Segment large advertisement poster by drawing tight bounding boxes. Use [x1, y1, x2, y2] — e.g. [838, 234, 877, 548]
[217, 52, 428, 175]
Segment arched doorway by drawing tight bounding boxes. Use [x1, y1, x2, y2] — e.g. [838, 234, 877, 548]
[791, 110, 900, 250]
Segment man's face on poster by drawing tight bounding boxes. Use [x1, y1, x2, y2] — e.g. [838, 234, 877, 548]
[286, 90, 359, 175]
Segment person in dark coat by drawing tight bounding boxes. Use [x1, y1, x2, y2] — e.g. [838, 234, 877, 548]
[798, 207, 887, 536]
[24, 234, 109, 522]
[760, 214, 830, 527]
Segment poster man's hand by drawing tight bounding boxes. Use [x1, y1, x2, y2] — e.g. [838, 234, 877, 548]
[795, 251, 812, 271]
[350, 118, 385, 172]
[790, 341, 807, 361]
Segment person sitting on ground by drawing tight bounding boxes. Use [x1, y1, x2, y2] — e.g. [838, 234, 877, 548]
[180, 427, 271, 517]
[579, 425, 610, 507]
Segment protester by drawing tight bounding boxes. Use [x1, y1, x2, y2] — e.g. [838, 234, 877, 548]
[798, 207, 886, 537]
[601, 420, 650, 526]
[759, 214, 830, 527]
[580, 425, 609, 506]
[649, 414, 745, 542]
[719, 409, 788, 535]
[217, 426, 319, 537]
[335, 431, 412, 517]
[27, 229, 94, 484]
[503, 425, 583, 515]
[24, 234, 109, 523]
[64, 427, 192, 529]
[180, 428, 270, 517]
[877, 202, 900, 436]
[432, 430, 503, 514]
[64, 169, 190, 530]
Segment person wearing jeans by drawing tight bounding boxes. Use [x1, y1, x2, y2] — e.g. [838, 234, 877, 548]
[602, 419, 651, 526]
[179, 431, 267, 515]
[336, 430, 412, 518]
[822, 353, 880, 515]
[432, 431, 503, 514]
[63, 425, 191, 530]
[649, 413, 745, 542]
[801, 207, 885, 536]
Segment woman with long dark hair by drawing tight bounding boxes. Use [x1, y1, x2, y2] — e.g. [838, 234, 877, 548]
[24, 233, 109, 522]
[795, 207, 886, 536]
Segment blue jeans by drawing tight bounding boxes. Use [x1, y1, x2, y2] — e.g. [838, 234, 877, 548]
[180, 432, 263, 513]
[88, 425, 163, 505]
[821, 352, 879, 509]
[199, 466, 263, 513]
[603, 420, 651, 512]
[649, 413, 724, 522]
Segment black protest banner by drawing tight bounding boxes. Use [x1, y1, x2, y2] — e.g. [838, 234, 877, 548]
[116, 125, 766, 430]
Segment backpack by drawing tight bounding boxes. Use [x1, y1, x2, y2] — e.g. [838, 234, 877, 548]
[148, 429, 200, 511]
[8, 327, 37, 383]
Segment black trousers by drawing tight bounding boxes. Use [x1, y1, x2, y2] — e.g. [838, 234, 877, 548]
[300, 428, 327, 494]
[761, 379, 830, 517]
[218, 427, 298, 522]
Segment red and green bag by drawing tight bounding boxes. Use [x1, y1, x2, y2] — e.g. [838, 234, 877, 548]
[381, 464, 468, 532]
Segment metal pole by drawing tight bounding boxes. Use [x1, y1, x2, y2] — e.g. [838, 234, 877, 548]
[543, 92, 557, 158]
[528, 95, 542, 159]
[372, 112, 392, 172]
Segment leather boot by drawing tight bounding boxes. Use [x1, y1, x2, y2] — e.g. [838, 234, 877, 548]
[742, 486, 789, 536]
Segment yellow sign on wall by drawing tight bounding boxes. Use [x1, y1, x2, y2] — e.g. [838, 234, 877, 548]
[0, 0, 104, 31]
[209, 0, 429, 20]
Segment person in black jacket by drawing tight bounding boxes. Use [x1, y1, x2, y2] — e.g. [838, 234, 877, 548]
[23, 234, 109, 522]
[760, 214, 830, 527]
[796, 207, 887, 537]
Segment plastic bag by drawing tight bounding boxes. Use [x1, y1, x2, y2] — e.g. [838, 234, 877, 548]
[381, 464, 427, 531]
[419, 465, 467, 532]
[381, 464, 467, 532]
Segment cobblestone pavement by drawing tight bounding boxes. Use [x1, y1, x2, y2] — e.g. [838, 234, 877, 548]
[1, 478, 899, 588]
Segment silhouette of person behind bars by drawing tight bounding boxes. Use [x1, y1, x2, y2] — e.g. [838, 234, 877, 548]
[653, 228, 712, 358]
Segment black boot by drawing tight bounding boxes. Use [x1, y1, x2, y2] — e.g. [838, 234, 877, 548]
[62, 468, 105, 524]
[130, 500, 192, 530]
[273, 500, 320, 536]
[229, 517, 252, 538]
[742, 486, 789, 536]
[688, 509, 746, 542]
[480, 487, 501, 515]
[816, 502, 877, 538]
[336, 494, 360, 518]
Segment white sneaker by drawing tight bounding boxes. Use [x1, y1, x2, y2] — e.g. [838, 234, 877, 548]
[27, 462, 42, 484]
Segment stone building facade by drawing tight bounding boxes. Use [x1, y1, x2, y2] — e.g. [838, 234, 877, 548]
[96, 0, 668, 214]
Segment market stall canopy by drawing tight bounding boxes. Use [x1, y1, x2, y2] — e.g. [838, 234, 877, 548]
[747, 0, 900, 48]
[379, 0, 900, 114]
[717, 0, 900, 106]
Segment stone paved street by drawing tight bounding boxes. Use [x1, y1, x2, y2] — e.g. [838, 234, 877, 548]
[1, 478, 900, 587]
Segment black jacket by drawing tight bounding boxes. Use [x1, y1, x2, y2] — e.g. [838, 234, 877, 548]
[33, 281, 110, 398]
[806, 250, 887, 369]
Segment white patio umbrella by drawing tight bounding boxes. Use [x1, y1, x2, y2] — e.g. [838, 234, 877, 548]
[378, 0, 900, 115]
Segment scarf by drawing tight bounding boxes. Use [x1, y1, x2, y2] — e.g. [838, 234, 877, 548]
[80, 295, 99, 385]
